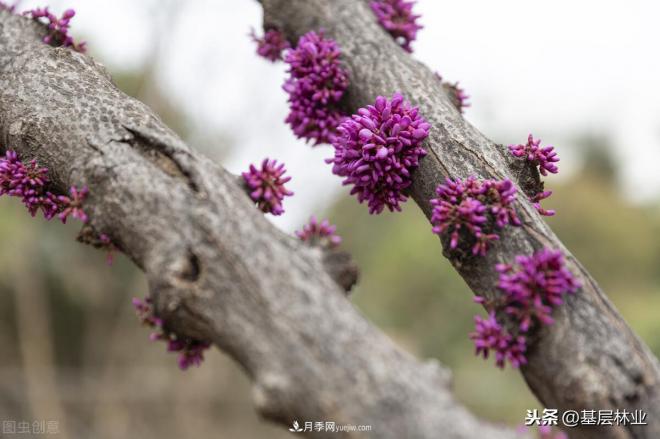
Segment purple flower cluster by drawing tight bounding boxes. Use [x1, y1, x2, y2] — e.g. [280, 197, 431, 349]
[370, 0, 422, 53]
[283, 30, 349, 145]
[471, 248, 579, 369]
[25, 7, 87, 52]
[250, 28, 290, 62]
[497, 248, 580, 331]
[430, 177, 520, 256]
[530, 190, 555, 217]
[57, 186, 89, 223]
[133, 297, 212, 371]
[509, 134, 560, 217]
[436, 74, 471, 113]
[0, 150, 89, 222]
[445, 82, 470, 114]
[296, 216, 342, 248]
[328, 92, 430, 214]
[509, 134, 559, 176]
[242, 158, 293, 216]
[470, 312, 527, 369]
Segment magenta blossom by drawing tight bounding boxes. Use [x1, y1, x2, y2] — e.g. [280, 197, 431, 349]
[436, 74, 471, 113]
[445, 81, 470, 114]
[250, 28, 290, 62]
[370, 0, 422, 53]
[470, 312, 527, 369]
[296, 216, 342, 248]
[509, 134, 559, 176]
[57, 186, 89, 223]
[328, 92, 430, 214]
[133, 296, 212, 371]
[430, 177, 520, 255]
[497, 248, 580, 332]
[25, 7, 87, 52]
[283, 30, 350, 145]
[0, 150, 87, 221]
[242, 158, 293, 216]
[530, 190, 555, 217]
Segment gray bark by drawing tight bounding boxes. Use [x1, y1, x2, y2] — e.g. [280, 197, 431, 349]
[260, 1, 660, 439]
[0, 9, 526, 439]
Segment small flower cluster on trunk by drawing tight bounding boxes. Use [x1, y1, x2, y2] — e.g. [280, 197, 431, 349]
[497, 248, 580, 331]
[369, 0, 422, 53]
[436, 74, 471, 114]
[296, 216, 342, 248]
[25, 7, 87, 52]
[283, 30, 349, 145]
[328, 92, 430, 214]
[470, 311, 527, 368]
[509, 134, 559, 176]
[471, 248, 579, 368]
[0, 150, 89, 223]
[242, 158, 293, 216]
[430, 177, 520, 256]
[250, 28, 290, 62]
[133, 297, 212, 371]
[509, 134, 559, 216]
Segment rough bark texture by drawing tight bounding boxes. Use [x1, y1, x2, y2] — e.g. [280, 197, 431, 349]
[261, 0, 660, 438]
[0, 10, 526, 439]
[260, 1, 660, 438]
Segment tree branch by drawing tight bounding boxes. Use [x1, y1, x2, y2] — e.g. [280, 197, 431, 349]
[260, 1, 660, 438]
[0, 10, 524, 439]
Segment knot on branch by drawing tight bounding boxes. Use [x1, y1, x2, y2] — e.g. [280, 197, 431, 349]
[322, 250, 360, 294]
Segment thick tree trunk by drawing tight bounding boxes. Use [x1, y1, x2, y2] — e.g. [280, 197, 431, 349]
[0, 10, 524, 439]
[260, 1, 660, 439]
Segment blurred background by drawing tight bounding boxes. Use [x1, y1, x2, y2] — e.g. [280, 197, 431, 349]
[2, 0, 660, 437]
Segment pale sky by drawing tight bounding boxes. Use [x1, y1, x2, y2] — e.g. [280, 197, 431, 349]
[18, 0, 660, 230]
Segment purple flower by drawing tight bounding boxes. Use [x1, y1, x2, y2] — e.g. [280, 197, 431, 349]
[283, 30, 350, 145]
[133, 296, 211, 371]
[430, 177, 520, 255]
[132, 297, 163, 328]
[174, 340, 212, 371]
[509, 134, 559, 176]
[296, 216, 342, 248]
[242, 159, 294, 216]
[446, 82, 470, 114]
[470, 312, 527, 369]
[25, 7, 87, 52]
[530, 190, 555, 217]
[328, 92, 430, 214]
[250, 28, 290, 62]
[497, 248, 580, 332]
[370, 0, 422, 53]
[0, 150, 60, 220]
[436, 74, 471, 113]
[57, 186, 89, 223]
[1, 151, 91, 222]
